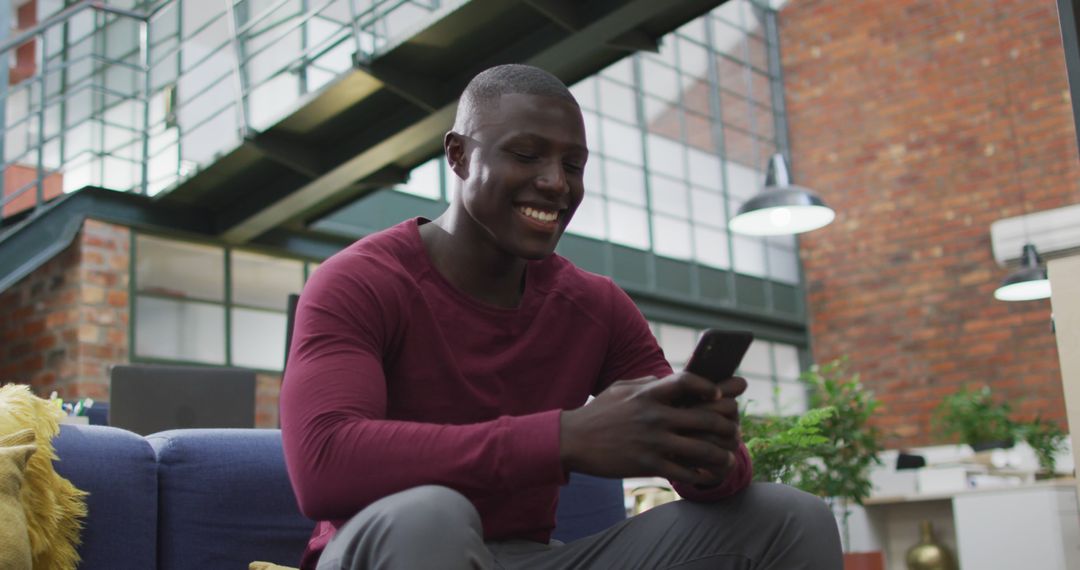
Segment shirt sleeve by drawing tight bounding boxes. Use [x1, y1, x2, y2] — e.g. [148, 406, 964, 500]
[670, 441, 753, 502]
[280, 259, 566, 522]
[595, 279, 674, 393]
[597, 278, 753, 500]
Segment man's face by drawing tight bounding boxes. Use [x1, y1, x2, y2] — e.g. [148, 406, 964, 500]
[448, 93, 588, 260]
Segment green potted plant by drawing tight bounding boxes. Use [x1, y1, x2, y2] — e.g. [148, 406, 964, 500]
[742, 406, 835, 484]
[741, 357, 885, 569]
[1018, 415, 1067, 479]
[934, 386, 1017, 451]
[794, 358, 884, 563]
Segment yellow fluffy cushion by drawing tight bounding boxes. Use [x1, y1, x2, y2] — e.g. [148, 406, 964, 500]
[249, 562, 300, 570]
[0, 429, 35, 570]
[0, 384, 88, 570]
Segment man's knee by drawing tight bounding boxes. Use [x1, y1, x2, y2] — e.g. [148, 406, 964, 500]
[667, 483, 837, 539]
[360, 485, 480, 538]
[321, 486, 489, 570]
[745, 483, 835, 525]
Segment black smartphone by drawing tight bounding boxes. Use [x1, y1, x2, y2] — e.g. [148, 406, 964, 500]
[684, 329, 754, 384]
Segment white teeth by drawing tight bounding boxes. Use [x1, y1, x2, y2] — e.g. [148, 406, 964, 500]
[520, 207, 557, 223]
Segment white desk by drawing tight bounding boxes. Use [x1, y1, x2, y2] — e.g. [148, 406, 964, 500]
[859, 479, 1080, 570]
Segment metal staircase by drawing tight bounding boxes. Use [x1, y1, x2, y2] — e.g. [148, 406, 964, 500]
[0, 0, 727, 292]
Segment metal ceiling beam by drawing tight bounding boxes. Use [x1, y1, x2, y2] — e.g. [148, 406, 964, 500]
[606, 29, 660, 53]
[222, 105, 456, 242]
[521, 0, 584, 31]
[244, 131, 324, 179]
[357, 61, 446, 113]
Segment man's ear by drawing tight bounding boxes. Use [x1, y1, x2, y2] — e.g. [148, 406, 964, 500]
[445, 131, 469, 181]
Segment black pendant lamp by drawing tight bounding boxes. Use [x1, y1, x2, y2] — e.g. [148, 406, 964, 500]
[994, 243, 1051, 301]
[729, 153, 835, 236]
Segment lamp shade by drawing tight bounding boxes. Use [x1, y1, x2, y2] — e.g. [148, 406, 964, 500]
[729, 153, 835, 236]
[994, 244, 1051, 301]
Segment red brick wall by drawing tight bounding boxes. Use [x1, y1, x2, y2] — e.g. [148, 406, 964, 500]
[779, 0, 1078, 446]
[0, 219, 130, 400]
[256, 373, 281, 428]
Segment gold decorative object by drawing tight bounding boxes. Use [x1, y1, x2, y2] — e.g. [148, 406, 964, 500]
[629, 485, 678, 515]
[905, 520, 957, 570]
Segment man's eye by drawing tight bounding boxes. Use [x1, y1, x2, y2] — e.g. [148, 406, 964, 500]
[563, 162, 584, 173]
[511, 151, 538, 161]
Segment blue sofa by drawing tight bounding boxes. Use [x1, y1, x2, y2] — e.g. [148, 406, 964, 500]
[51, 424, 627, 570]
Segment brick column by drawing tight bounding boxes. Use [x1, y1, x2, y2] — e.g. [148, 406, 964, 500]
[0, 219, 130, 400]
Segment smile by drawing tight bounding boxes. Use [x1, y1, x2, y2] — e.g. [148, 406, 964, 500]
[517, 206, 559, 224]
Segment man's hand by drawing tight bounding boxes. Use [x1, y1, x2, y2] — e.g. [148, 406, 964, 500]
[559, 372, 742, 485]
[685, 376, 747, 487]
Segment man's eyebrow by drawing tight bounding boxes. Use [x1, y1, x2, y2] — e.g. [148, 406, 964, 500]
[502, 132, 588, 154]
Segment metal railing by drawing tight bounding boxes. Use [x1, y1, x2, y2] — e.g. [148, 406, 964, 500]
[0, 0, 441, 225]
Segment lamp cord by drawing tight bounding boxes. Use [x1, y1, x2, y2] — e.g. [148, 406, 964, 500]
[996, 3, 1031, 246]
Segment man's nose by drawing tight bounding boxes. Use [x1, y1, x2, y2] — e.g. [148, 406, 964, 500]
[535, 160, 568, 194]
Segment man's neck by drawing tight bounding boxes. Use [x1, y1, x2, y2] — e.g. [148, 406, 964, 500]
[419, 213, 528, 308]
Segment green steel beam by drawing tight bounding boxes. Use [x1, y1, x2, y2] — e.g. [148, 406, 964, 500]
[0, 187, 350, 293]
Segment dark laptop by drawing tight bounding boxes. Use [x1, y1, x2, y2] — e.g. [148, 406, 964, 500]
[108, 364, 256, 435]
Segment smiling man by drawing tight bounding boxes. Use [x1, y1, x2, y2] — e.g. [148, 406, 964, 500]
[281, 64, 842, 570]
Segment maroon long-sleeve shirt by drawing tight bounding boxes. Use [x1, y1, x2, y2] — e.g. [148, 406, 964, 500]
[280, 218, 751, 568]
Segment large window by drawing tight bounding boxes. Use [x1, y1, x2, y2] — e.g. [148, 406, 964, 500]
[133, 233, 315, 371]
[650, 320, 806, 416]
[565, 1, 800, 285]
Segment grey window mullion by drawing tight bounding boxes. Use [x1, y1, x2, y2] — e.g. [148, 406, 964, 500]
[140, 16, 152, 195]
[736, 1, 775, 315]
[300, 0, 310, 95]
[224, 247, 233, 366]
[672, 37, 701, 297]
[763, 6, 790, 164]
[129, 230, 138, 361]
[135, 290, 227, 305]
[631, 54, 657, 289]
[583, 78, 613, 276]
[704, 14, 737, 306]
[174, 0, 184, 180]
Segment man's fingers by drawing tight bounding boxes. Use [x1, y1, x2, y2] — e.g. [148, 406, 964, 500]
[694, 398, 740, 420]
[646, 372, 717, 404]
[715, 376, 748, 399]
[661, 407, 738, 438]
[649, 456, 714, 485]
[659, 434, 735, 469]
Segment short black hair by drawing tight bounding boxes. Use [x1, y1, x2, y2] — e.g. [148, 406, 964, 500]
[453, 64, 578, 132]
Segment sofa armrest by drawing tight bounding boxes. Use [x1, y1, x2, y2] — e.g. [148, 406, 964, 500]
[52, 424, 158, 570]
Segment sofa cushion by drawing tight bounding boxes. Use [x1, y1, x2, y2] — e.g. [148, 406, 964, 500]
[53, 424, 157, 570]
[553, 473, 627, 543]
[148, 429, 315, 570]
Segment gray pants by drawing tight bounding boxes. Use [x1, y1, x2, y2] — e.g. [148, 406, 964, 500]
[316, 483, 843, 569]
